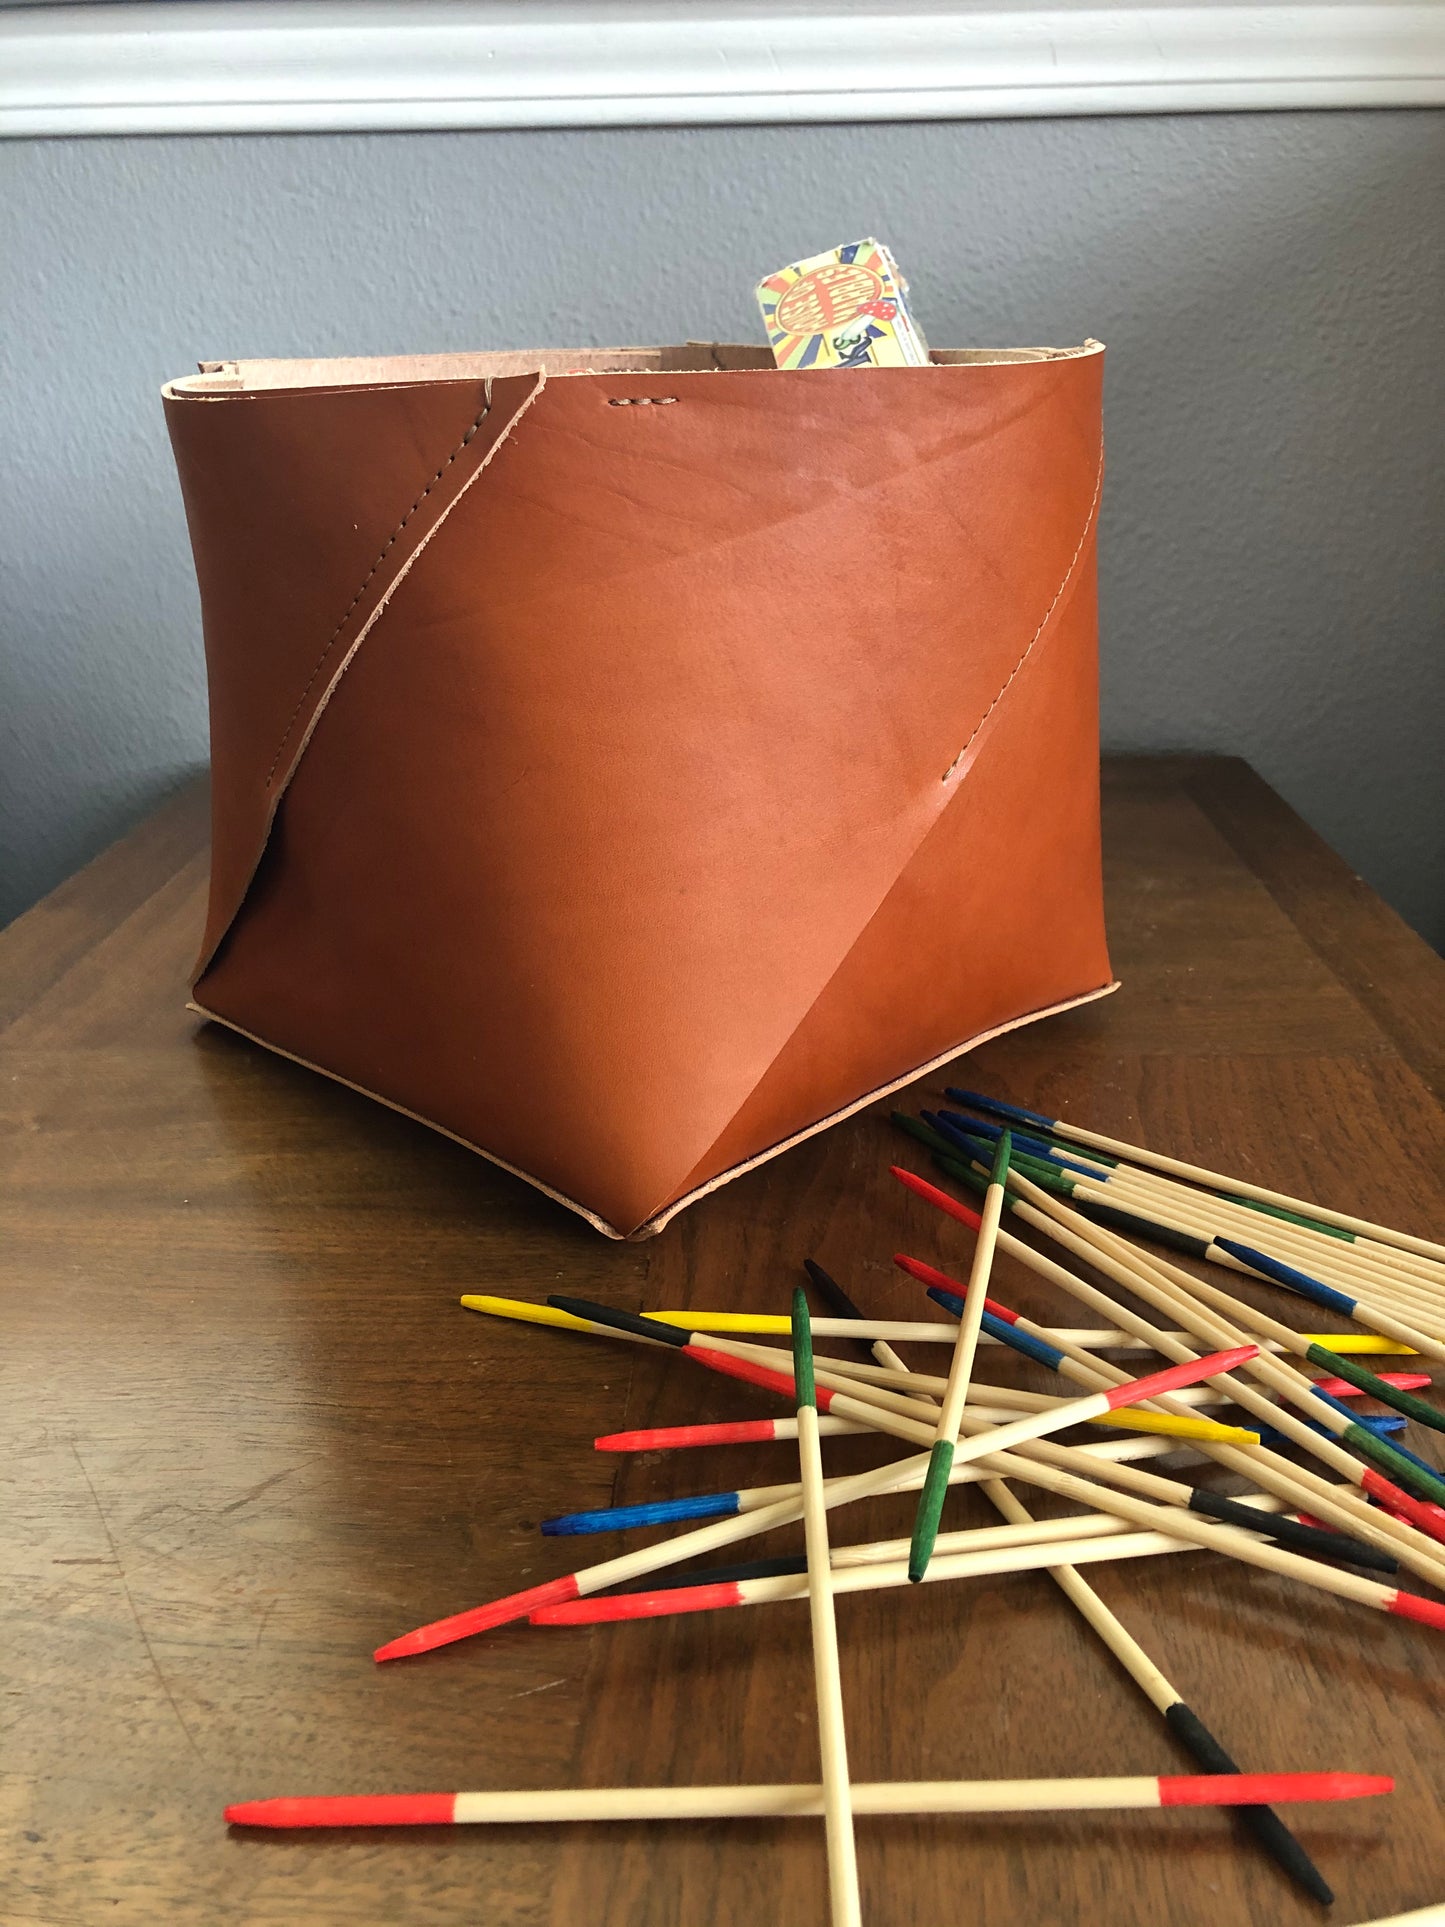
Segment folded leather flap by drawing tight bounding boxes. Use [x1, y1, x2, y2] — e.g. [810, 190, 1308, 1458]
[166, 370, 546, 972]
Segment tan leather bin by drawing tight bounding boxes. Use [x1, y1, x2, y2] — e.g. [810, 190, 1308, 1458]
[164, 341, 1114, 1238]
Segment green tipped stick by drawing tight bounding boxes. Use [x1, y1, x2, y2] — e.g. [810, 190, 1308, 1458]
[909, 1131, 1012, 1582]
[908, 1439, 957, 1578]
[890, 1110, 959, 1159]
[1307, 1343, 1445, 1438]
[792, 1286, 816, 1411]
[931, 1148, 1029, 1216]
[1342, 1422, 1445, 1509]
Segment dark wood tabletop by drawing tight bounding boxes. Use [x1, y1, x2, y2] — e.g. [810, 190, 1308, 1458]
[5, 755, 1444, 1927]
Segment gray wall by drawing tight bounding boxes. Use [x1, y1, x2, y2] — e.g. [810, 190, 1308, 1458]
[2, 112, 1442, 945]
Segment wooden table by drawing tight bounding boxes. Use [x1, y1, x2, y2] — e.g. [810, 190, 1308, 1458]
[5, 756, 1444, 1927]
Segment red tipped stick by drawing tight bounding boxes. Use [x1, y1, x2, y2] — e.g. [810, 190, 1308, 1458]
[1311, 1371, 1431, 1398]
[1387, 1590, 1445, 1629]
[599, 1420, 791, 1451]
[1101, 1346, 1259, 1407]
[553, 1580, 748, 1623]
[225, 1772, 1392, 1829]
[894, 1252, 1031, 1341]
[894, 1166, 982, 1230]
[1361, 1469, 1445, 1547]
[683, 1345, 830, 1405]
[373, 1576, 581, 1661]
[1157, 1773, 1392, 1809]
[227, 1793, 458, 1828]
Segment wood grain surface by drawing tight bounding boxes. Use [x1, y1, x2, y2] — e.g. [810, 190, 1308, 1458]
[3, 756, 1443, 1927]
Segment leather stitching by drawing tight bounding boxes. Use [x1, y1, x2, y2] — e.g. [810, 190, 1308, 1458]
[941, 440, 1105, 784]
[262, 388, 495, 788]
[196, 374, 545, 985]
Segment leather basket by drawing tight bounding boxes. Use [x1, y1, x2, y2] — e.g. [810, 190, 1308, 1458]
[163, 340, 1115, 1239]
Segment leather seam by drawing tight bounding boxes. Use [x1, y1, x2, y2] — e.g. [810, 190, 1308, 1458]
[262, 387, 496, 788]
[941, 438, 1105, 785]
[194, 371, 547, 982]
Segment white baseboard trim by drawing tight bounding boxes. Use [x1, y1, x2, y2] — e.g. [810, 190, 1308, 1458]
[3, 3, 1443, 139]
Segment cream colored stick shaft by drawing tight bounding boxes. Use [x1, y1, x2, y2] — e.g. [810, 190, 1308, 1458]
[1099, 1166, 1445, 1307]
[1038, 1115, 1445, 1263]
[716, 1336, 1251, 1469]
[790, 1348, 1232, 1407]
[728, 1433, 1198, 1515]
[755, 1349, 1246, 1440]
[980, 1480, 1177, 1713]
[811, 1362, 1248, 1487]
[710, 1530, 1198, 1605]
[825, 1500, 1287, 1573]
[841, 1511, 1176, 1567]
[1102, 1159, 1445, 1291]
[982, 1212, 1445, 1589]
[1001, 1173, 1445, 1583]
[440, 1776, 1229, 1823]
[979, 1443, 1401, 1617]
[936, 1161, 1008, 1443]
[798, 1402, 861, 1927]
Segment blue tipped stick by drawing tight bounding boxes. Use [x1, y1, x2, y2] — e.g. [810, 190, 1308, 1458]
[937, 1110, 1103, 1177]
[926, 1285, 1069, 1374]
[1213, 1240, 1359, 1318]
[541, 1491, 741, 1536]
[945, 1088, 1056, 1130]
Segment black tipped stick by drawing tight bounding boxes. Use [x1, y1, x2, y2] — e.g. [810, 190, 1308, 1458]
[1162, 1704, 1334, 1904]
[981, 1477, 1334, 1906]
[802, 1260, 883, 1365]
[547, 1296, 691, 1347]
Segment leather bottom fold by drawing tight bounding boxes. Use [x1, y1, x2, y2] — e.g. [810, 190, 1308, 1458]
[188, 978, 1118, 1241]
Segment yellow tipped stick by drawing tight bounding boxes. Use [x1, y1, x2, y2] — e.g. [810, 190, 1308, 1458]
[456, 1296, 1253, 1448]
[458, 1297, 1414, 1353]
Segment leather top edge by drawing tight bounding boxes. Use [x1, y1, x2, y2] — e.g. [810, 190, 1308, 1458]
[163, 339, 1105, 398]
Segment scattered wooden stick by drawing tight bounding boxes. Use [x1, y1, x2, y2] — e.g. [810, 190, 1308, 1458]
[910, 1132, 1012, 1579]
[894, 1162, 1445, 1585]
[224, 1770, 1393, 1829]
[947, 1089, 1445, 1265]
[792, 1291, 861, 1927]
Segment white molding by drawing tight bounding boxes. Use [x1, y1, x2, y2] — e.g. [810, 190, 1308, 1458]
[3, 2, 1443, 138]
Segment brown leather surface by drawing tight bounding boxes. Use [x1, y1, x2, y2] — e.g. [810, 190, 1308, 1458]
[166, 346, 1112, 1237]
[164, 371, 546, 971]
[674, 536, 1109, 1199]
